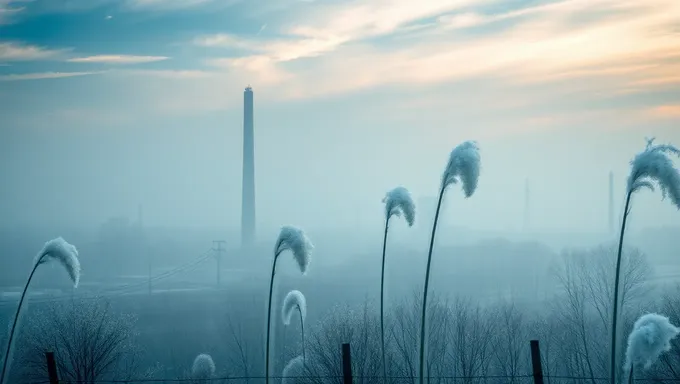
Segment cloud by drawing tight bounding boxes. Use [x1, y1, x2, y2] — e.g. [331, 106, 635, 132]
[0, 41, 68, 61]
[0, 71, 103, 81]
[194, 0, 487, 61]
[124, 0, 237, 10]
[647, 105, 680, 119]
[114, 69, 211, 79]
[0, 0, 31, 25]
[67, 55, 169, 64]
[105, 15, 112, 19]
[190, 0, 678, 103]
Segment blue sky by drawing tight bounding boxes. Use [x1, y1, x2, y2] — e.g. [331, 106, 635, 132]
[1, 0, 679, 235]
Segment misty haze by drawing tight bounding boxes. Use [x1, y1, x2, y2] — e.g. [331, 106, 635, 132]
[1, 0, 680, 383]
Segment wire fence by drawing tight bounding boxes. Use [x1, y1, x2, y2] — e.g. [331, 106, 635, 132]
[21, 375, 680, 384]
[0, 248, 216, 308]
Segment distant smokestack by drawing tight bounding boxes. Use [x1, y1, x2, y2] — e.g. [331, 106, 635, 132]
[524, 178, 530, 232]
[609, 171, 614, 233]
[241, 86, 256, 247]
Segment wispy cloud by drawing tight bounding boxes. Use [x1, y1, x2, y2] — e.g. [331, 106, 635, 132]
[0, 71, 103, 81]
[191, 0, 679, 101]
[114, 69, 211, 78]
[0, 0, 31, 25]
[67, 55, 169, 64]
[647, 105, 680, 119]
[0, 41, 68, 61]
[124, 0, 235, 10]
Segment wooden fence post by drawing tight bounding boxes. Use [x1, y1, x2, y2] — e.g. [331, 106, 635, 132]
[342, 343, 353, 384]
[530, 340, 545, 384]
[45, 351, 58, 384]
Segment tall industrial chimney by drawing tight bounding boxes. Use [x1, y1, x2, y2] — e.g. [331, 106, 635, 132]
[608, 171, 614, 233]
[241, 86, 256, 247]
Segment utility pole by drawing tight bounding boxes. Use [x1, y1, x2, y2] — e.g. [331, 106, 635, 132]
[212, 240, 226, 287]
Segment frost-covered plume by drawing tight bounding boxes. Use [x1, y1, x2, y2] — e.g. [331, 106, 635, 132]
[281, 355, 305, 384]
[191, 354, 215, 381]
[609, 138, 680, 384]
[626, 138, 680, 208]
[419, 141, 481, 384]
[625, 313, 679, 370]
[441, 140, 481, 197]
[282, 290, 308, 361]
[266, 226, 313, 384]
[34, 237, 81, 288]
[1, 237, 81, 384]
[282, 290, 307, 326]
[380, 186, 416, 382]
[383, 186, 416, 227]
[274, 226, 313, 275]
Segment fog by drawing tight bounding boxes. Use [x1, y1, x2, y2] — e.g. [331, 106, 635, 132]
[1, 114, 680, 381]
[1, 0, 680, 380]
[2, 107, 679, 233]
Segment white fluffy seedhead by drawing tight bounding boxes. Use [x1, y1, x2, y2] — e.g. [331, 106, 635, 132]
[282, 355, 305, 384]
[274, 226, 313, 275]
[627, 138, 680, 209]
[34, 237, 81, 288]
[382, 186, 416, 227]
[191, 353, 215, 379]
[624, 313, 680, 370]
[441, 140, 481, 197]
[282, 290, 307, 326]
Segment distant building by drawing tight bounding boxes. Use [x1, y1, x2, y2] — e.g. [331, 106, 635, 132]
[241, 86, 256, 247]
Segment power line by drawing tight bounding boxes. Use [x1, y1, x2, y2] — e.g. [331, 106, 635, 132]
[0, 248, 215, 308]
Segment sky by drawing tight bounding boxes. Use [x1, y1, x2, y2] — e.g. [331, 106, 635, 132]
[0, 0, 679, 236]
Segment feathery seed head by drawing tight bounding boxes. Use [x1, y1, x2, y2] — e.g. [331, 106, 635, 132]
[282, 290, 307, 326]
[625, 313, 680, 370]
[34, 237, 81, 288]
[191, 353, 215, 379]
[627, 138, 680, 209]
[274, 226, 313, 275]
[441, 140, 481, 197]
[382, 186, 416, 226]
[282, 355, 305, 384]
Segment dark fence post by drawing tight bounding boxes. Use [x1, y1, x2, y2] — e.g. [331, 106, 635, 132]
[530, 340, 544, 384]
[342, 343, 353, 384]
[45, 351, 58, 384]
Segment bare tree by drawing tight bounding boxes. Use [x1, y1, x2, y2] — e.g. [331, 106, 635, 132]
[550, 245, 651, 383]
[389, 290, 454, 384]
[14, 298, 142, 384]
[447, 298, 496, 384]
[491, 302, 530, 384]
[303, 302, 382, 384]
[222, 311, 265, 384]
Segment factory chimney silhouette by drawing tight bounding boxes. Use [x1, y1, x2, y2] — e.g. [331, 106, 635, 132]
[241, 86, 256, 247]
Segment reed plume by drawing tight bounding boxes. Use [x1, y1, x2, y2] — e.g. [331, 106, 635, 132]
[610, 138, 680, 384]
[281, 355, 305, 384]
[1, 237, 80, 384]
[282, 290, 307, 360]
[419, 141, 480, 384]
[624, 313, 679, 383]
[266, 226, 313, 384]
[191, 353, 215, 383]
[380, 186, 415, 382]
